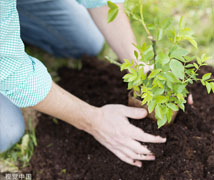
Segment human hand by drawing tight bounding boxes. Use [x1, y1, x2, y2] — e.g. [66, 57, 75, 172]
[90, 104, 166, 167]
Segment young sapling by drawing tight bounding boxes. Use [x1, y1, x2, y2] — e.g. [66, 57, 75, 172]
[107, 1, 214, 128]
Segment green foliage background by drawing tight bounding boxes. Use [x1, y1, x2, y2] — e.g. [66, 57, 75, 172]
[101, 0, 214, 64]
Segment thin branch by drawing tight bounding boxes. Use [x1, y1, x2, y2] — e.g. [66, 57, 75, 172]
[105, 56, 122, 67]
[139, 4, 157, 60]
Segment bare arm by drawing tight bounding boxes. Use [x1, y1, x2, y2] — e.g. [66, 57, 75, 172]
[88, 4, 152, 72]
[33, 81, 166, 167]
[89, 4, 136, 61]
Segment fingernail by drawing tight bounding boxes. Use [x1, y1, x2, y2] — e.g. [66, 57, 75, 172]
[138, 108, 147, 116]
[151, 156, 155, 160]
[137, 163, 142, 168]
[134, 160, 142, 167]
[159, 137, 167, 142]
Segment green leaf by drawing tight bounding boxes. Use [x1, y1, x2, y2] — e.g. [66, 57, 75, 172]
[156, 52, 170, 65]
[193, 63, 199, 69]
[177, 93, 185, 101]
[174, 84, 186, 93]
[202, 73, 212, 81]
[127, 82, 134, 90]
[133, 76, 142, 86]
[155, 104, 163, 119]
[169, 46, 189, 61]
[157, 80, 164, 88]
[166, 81, 173, 89]
[169, 59, 184, 80]
[167, 103, 179, 111]
[179, 16, 184, 29]
[196, 57, 202, 65]
[107, 1, 118, 8]
[184, 56, 195, 63]
[185, 36, 198, 48]
[148, 69, 161, 79]
[138, 67, 144, 77]
[134, 50, 139, 60]
[143, 45, 154, 62]
[148, 101, 156, 113]
[201, 54, 210, 63]
[155, 96, 168, 104]
[107, 1, 119, 23]
[157, 75, 166, 81]
[178, 102, 185, 111]
[153, 87, 164, 95]
[210, 82, 214, 93]
[157, 115, 167, 128]
[206, 82, 212, 94]
[180, 27, 194, 36]
[168, 28, 177, 43]
[120, 59, 131, 71]
[157, 28, 163, 41]
[21, 134, 30, 154]
[161, 63, 171, 72]
[185, 64, 195, 68]
[166, 109, 173, 123]
[201, 79, 205, 86]
[165, 72, 179, 82]
[123, 73, 137, 82]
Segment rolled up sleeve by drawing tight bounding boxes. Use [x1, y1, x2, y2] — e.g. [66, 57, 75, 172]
[0, 0, 52, 108]
[77, 0, 124, 8]
[0, 56, 52, 108]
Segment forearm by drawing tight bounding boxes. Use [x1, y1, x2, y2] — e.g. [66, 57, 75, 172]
[88, 4, 137, 62]
[33, 81, 99, 133]
[32, 82, 166, 167]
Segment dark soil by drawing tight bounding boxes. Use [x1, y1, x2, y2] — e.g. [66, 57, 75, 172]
[24, 57, 214, 180]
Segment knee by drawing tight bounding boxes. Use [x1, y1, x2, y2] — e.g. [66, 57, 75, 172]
[54, 31, 105, 59]
[85, 34, 105, 56]
[0, 95, 25, 153]
[0, 116, 25, 153]
[0, 115, 25, 153]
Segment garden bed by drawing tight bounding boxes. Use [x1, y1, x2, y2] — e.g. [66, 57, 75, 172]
[24, 57, 214, 180]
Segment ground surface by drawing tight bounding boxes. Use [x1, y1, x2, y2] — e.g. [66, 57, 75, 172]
[24, 57, 214, 180]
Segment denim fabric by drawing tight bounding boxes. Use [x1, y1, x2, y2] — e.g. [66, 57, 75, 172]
[0, 93, 25, 153]
[17, 0, 105, 58]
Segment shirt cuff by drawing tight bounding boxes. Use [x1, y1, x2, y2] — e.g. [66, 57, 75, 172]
[1, 56, 52, 108]
[77, 0, 124, 8]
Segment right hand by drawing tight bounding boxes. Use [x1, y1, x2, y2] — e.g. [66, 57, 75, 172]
[89, 104, 166, 167]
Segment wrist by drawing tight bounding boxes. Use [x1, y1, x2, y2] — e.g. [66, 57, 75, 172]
[80, 105, 102, 134]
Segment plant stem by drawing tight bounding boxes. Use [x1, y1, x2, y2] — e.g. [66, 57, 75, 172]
[139, 3, 157, 60]
[105, 56, 122, 67]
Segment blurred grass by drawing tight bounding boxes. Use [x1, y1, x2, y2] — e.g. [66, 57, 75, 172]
[0, 119, 37, 173]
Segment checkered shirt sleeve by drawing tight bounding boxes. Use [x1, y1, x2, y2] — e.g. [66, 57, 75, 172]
[0, 0, 52, 108]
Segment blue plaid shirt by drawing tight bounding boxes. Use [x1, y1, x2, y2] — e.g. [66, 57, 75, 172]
[0, 0, 124, 108]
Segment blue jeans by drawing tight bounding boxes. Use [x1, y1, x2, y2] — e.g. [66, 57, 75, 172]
[0, 94, 25, 153]
[0, 0, 104, 153]
[17, 0, 104, 58]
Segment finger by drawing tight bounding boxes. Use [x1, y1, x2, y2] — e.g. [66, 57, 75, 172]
[122, 138, 153, 155]
[112, 149, 142, 167]
[130, 125, 166, 143]
[119, 146, 155, 161]
[120, 105, 148, 119]
[188, 94, 194, 105]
